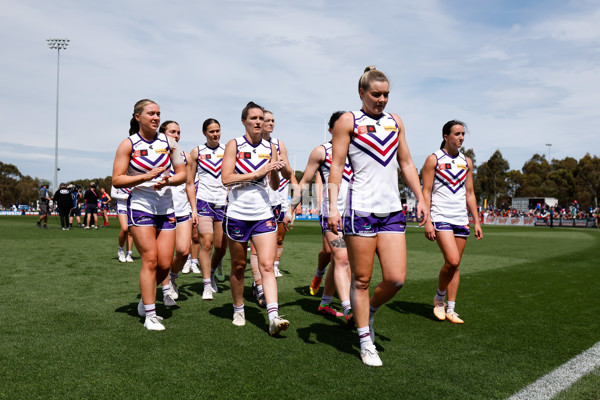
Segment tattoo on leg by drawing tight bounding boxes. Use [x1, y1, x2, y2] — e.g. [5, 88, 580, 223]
[330, 237, 346, 248]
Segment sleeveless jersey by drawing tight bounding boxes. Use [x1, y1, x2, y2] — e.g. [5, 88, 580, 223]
[430, 149, 469, 225]
[347, 110, 402, 213]
[170, 150, 191, 217]
[195, 143, 227, 206]
[319, 142, 353, 216]
[226, 136, 274, 220]
[127, 132, 174, 215]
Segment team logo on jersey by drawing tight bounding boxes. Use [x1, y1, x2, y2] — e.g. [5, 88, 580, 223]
[155, 148, 168, 154]
[357, 125, 376, 135]
[133, 149, 149, 157]
[384, 126, 396, 131]
[217, 154, 224, 158]
[457, 164, 467, 170]
[168, 217, 176, 224]
[266, 220, 276, 227]
[258, 154, 270, 159]
[237, 152, 252, 159]
[199, 154, 211, 160]
[438, 163, 453, 171]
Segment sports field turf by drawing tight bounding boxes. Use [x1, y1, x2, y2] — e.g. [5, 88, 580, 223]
[1, 216, 599, 399]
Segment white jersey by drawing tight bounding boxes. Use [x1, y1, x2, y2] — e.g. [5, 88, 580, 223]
[430, 149, 469, 225]
[319, 142, 353, 216]
[195, 143, 227, 206]
[110, 186, 131, 201]
[170, 150, 191, 217]
[347, 110, 402, 213]
[127, 132, 180, 215]
[225, 136, 274, 220]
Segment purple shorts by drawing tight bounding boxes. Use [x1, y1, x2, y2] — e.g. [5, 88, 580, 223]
[343, 210, 406, 237]
[116, 199, 128, 215]
[272, 204, 285, 223]
[434, 221, 470, 237]
[128, 209, 177, 231]
[319, 215, 342, 234]
[197, 199, 225, 221]
[176, 213, 191, 224]
[223, 216, 277, 242]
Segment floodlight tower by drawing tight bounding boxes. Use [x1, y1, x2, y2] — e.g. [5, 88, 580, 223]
[47, 38, 70, 192]
[546, 143, 552, 162]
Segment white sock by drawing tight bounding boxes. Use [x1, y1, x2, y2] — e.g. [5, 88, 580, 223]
[203, 279, 211, 290]
[320, 295, 333, 307]
[118, 246, 124, 252]
[357, 326, 373, 349]
[447, 301, 456, 314]
[233, 304, 244, 313]
[435, 289, 446, 301]
[315, 267, 326, 278]
[144, 303, 156, 318]
[267, 302, 279, 321]
[192, 259, 199, 265]
[162, 284, 170, 294]
[127, 251, 132, 256]
[342, 300, 351, 316]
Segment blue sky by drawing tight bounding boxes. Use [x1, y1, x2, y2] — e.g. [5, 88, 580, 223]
[1, 0, 599, 190]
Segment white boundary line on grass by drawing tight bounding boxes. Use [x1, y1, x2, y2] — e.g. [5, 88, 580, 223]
[508, 341, 600, 400]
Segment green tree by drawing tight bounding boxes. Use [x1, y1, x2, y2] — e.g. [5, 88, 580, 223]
[574, 154, 600, 208]
[477, 150, 509, 207]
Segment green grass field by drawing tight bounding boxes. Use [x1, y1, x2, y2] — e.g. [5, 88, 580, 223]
[1, 216, 599, 399]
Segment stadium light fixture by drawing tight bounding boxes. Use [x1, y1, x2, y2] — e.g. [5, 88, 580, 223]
[546, 143, 552, 162]
[47, 39, 70, 193]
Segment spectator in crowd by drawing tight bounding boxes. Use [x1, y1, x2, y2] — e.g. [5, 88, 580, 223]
[36, 184, 51, 229]
[84, 182, 99, 230]
[53, 183, 74, 230]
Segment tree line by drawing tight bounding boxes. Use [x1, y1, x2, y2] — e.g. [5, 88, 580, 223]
[455, 149, 599, 210]
[0, 161, 112, 209]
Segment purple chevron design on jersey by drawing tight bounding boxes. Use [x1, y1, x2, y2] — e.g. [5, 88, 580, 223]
[235, 158, 268, 174]
[435, 168, 467, 194]
[199, 158, 222, 178]
[351, 130, 398, 167]
[234, 137, 270, 175]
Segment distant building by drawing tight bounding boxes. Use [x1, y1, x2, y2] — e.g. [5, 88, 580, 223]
[511, 197, 558, 212]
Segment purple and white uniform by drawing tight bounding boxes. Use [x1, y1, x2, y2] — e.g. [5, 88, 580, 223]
[343, 110, 405, 236]
[319, 142, 353, 232]
[226, 136, 274, 220]
[430, 149, 469, 235]
[126, 132, 184, 228]
[195, 143, 227, 221]
[110, 186, 131, 215]
[223, 136, 276, 241]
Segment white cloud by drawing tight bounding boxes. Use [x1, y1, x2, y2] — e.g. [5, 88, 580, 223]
[0, 0, 598, 186]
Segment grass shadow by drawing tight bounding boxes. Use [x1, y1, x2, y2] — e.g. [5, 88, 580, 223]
[386, 300, 436, 321]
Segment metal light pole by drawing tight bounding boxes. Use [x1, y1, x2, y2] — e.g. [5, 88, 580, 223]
[546, 143, 552, 162]
[47, 38, 70, 193]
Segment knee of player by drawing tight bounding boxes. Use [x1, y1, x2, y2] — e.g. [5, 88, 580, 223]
[352, 276, 371, 291]
[389, 280, 404, 290]
[231, 263, 246, 275]
[260, 263, 274, 274]
[445, 258, 461, 270]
